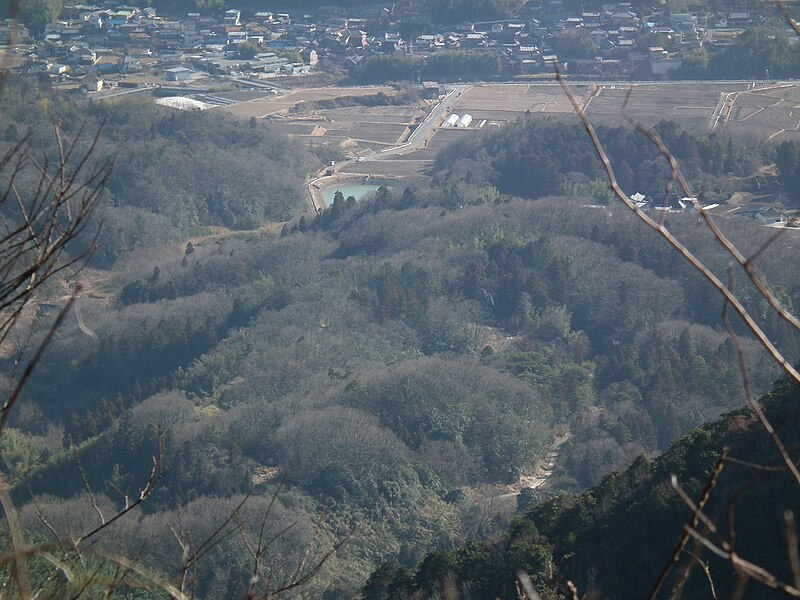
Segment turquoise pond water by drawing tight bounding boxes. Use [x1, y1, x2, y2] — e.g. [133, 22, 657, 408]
[321, 184, 389, 206]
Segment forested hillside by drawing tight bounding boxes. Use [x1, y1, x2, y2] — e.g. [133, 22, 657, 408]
[2, 79, 800, 597]
[0, 78, 318, 266]
[433, 118, 771, 203]
[366, 377, 800, 599]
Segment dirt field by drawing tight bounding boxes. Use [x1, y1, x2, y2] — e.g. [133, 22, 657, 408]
[349, 80, 800, 180]
[218, 85, 397, 118]
[723, 85, 800, 141]
[584, 84, 729, 129]
[226, 100, 427, 159]
[339, 159, 431, 178]
[447, 82, 800, 142]
[224, 81, 800, 185]
[456, 84, 587, 116]
[320, 121, 410, 145]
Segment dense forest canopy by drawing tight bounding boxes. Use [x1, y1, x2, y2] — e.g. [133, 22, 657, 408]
[351, 52, 504, 84]
[0, 78, 319, 266]
[365, 377, 800, 599]
[1, 74, 800, 597]
[433, 115, 800, 210]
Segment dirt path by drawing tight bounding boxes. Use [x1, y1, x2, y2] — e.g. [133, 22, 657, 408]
[464, 432, 571, 513]
[500, 432, 571, 498]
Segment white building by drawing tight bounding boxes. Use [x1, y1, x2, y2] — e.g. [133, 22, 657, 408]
[457, 113, 473, 128]
[224, 9, 241, 26]
[165, 66, 192, 81]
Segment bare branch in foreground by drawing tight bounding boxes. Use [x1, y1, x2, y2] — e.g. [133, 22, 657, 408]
[786, 511, 800, 590]
[74, 433, 165, 547]
[553, 67, 800, 387]
[0, 122, 109, 434]
[649, 450, 728, 600]
[776, 0, 800, 36]
[672, 476, 800, 598]
[0, 474, 31, 599]
[722, 291, 800, 486]
[619, 88, 800, 336]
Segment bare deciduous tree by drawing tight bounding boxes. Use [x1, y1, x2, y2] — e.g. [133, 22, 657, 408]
[520, 2, 800, 598]
[0, 124, 110, 432]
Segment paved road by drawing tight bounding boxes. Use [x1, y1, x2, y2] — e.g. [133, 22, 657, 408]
[307, 77, 799, 208]
[353, 84, 471, 163]
[306, 84, 469, 209]
[470, 78, 797, 88]
[378, 85, 469, 156]
[305, 88, 471, 209]
[91, 85, 156, 100]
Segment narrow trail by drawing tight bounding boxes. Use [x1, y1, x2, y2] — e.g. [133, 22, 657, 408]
[500, 432, 571, 499]
[466, 432, 571, 508]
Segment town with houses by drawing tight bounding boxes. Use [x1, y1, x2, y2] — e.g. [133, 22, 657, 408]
[1, 1, 797, 227]
[0, 2, 774, 92]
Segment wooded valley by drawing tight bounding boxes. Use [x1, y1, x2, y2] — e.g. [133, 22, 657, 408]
[1, 75, 800, 598]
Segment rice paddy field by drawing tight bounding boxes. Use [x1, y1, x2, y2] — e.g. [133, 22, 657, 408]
[451, 82, 800, 142]
[214, 81, 800, 181]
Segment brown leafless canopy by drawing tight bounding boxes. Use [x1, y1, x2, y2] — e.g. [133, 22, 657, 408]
[0, 123, 111, 431]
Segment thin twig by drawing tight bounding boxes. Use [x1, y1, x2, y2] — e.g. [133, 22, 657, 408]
[685, 551, 717, 600]
[722, 291, 800, 486]
[74, 434, 164, 547]
[649, 450, 728, 600]
[26, 487, 66, 553]
[565, 580, 580, 600]
[776, 0, 800, 36]
[554, 67, 800, 387]
[724, 455, 787, 472]
[621, 82, 800, 336]
[0, 289, 79, 432]
[73, 448, 105, 527]
[185, 494, 251, 569]
[0, 474, 31, 599]
[786, 511, 800, 590]
[683, 526, 800, 598]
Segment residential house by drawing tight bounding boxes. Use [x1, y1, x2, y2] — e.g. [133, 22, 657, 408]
[609, 11, 640, 27]
[706, 28, 743, 48]
[422, 81, 441, 98]
[462, 32, 488, 48]
[345, 29, 368, 48]
[82, 73, 103, 91]
[582, 12, 600, 27]
[300, 47, 318, 64]
[589, 28, 607, 46]
[254, 12, 274, 24]
[224, 9, 241, 26]
[649, 48, 682, 75]
[756, 206, 787, 225]
[727, 12, 754, 27]
[0, 21, 30, 43]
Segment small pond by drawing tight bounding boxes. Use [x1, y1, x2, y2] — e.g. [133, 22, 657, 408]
[321, 184, 390, 206]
